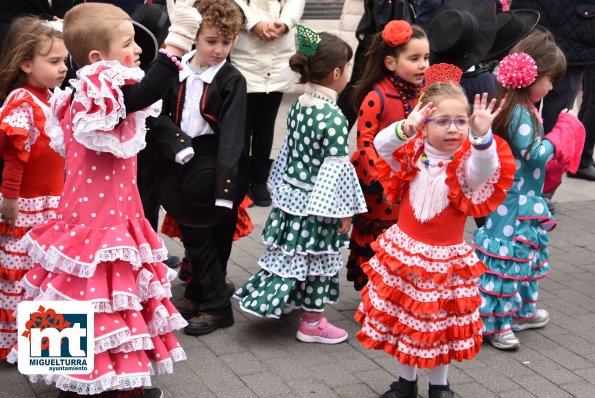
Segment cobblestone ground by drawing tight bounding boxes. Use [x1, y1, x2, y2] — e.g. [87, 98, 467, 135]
[2, 94, 595, 398]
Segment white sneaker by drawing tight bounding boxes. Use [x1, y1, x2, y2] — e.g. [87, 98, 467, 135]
[512, 309, 549, 332]
[489, 330, 520, 350]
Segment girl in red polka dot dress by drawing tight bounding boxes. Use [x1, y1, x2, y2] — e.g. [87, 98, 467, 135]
[5, 1, 202, 397]
[0, 17, 68, 360]
[355, 64, 516, 398]
[347, 20, 429, 291]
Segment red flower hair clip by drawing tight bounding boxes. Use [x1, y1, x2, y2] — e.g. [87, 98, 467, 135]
[497, 52, 538, 90]
[382, 20, 413, 47]
[419, 63, 463, 101]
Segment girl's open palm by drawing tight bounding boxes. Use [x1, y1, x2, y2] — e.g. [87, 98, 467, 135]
[469, 93, 503, 137]
[403, 102, 436, 137]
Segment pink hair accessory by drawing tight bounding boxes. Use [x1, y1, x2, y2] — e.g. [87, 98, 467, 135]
[159, 48, 183, 71]
[497, 52, 538, 90]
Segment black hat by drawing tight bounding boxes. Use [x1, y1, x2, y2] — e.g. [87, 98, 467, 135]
[482, 9, 540, 61]
[427, 0, 497, 71]
[131, 4, 171, 67]
[157, 142, 250, 229]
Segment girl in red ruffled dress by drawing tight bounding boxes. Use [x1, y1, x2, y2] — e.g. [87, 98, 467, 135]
[6, 1, 202, 397]
[0, 17, 68, 360]
[355, 64, 515, 398]
[347, 20, 428, 291]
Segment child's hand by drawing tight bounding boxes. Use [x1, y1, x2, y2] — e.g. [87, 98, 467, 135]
[0, 198, 19, 229]
[164, 0, 202, 54]
[469, 93, 503, 137]
[337, 218, 352, 234]
[403, 102, 436, 137]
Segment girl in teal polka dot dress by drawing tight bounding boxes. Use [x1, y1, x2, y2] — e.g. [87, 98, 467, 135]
[473, 29, 586, 350]
[233, 27, 367, 344]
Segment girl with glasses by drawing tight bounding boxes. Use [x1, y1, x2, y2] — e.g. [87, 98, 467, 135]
[355, 64, 516, 398]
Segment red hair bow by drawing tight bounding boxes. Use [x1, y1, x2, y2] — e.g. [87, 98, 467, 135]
[382, 20, 413, 47]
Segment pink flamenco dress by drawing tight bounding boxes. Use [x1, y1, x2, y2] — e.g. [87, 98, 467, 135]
[355, 132, 515, 368]
[6, 61, 187, 394]
[0, 85, 65, 359]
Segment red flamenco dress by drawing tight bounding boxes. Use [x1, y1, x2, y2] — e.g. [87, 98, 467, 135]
[0, 85, 65, 359]
[355, 132, 515, 368]
[347, 76, 420, 291]
[6, 61, 187, 393]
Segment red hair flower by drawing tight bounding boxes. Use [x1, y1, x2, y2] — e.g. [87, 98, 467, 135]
[382, 20, 413, 47]
[497, 52, 538, 90]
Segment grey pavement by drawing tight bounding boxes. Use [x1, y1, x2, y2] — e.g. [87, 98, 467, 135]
[2, 93, 595, 398]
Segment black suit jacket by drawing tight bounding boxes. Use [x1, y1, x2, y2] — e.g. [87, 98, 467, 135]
[159, 62, 248, 203]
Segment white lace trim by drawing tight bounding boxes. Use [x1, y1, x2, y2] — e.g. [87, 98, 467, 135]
[30, 372, 152, 395]
[94, 329, 153, 354]
[71, 60, 161, 158]
[456, 149, 500, 205]
[268, 135, 289, 190]
[45, 87, 72, 157]
[23, 233, 168, 279]
[41, 284, 143, 313]
[1, 89, 44, 152]
[109, 336, 154, 354]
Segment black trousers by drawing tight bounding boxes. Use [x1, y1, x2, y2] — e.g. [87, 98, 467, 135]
[137, 141, 167, 231]
[541, 65, 585, 134]
[245, 92, 284, 184]
[578, 65, 595, 168]
[180, 212, 237, 316]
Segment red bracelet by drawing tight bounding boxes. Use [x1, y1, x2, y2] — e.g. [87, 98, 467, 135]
[159, 48, 183, 71]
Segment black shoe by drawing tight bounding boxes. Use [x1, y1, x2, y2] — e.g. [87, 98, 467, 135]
[428, 383, 454, 398]
[184, 312, 234, 336]
[226, 281, 236, 298]
[175, 297, 200, 320]
[250, 183, 272, 206]
[178, 258, 191, 282]
[567, 164, 595, 181]
[379, 378, 418, 398]
[163, 255, 181, 269]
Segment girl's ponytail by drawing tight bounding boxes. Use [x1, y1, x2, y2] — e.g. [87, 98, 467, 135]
[289, 52, 311, 84]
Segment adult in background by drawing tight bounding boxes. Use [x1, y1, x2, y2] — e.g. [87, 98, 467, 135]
[231, 0, 305, 207]
[511, 0, 595, 181]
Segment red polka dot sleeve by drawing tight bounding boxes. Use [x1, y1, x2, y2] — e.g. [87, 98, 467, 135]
[353, 90, 383, 186]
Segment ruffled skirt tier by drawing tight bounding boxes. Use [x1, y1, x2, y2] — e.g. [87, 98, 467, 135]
[355, 224, 487, 369]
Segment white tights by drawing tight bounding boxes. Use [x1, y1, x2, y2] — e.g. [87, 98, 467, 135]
[399, 364, 449, 386]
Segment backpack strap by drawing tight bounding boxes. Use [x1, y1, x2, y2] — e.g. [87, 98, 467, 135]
[372, 86, 385, 114]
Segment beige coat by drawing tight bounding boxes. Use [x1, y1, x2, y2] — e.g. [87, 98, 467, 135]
[232, 0, 306, 93]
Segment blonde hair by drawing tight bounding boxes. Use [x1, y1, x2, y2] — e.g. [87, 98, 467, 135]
[0, 17, 63, 103]
[63, 3, 130, 67]
[419, 82, 469, 112]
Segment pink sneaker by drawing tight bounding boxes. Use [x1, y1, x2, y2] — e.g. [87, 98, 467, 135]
[296, 317, 348, 344]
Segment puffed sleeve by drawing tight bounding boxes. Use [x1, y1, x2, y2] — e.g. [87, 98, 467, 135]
[306, 110, 367, 218]
[70, 61, 161, 158]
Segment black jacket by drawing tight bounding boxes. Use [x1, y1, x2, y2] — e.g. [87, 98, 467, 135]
[511, 0, 595, 65]
[160, 62, 248, 203]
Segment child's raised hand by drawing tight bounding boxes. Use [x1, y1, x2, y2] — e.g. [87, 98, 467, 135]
[469, 93, 503, 137]
[164, 0, 202, 54]
[337, 218, 352, 234]
[0, 198, 19, 230]
[402, 102, 436, 137]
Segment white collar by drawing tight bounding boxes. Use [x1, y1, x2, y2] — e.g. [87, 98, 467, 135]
[179, 50, 226, 83]
[304, 83, 338, 103]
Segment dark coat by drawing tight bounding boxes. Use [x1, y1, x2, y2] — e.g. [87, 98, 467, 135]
[160, 62, 248, 203]
[511, 0, 595, 65]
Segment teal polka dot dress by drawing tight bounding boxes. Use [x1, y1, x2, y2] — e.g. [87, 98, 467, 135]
[234, 86, 367, 318]
[473, 105, 556, 335]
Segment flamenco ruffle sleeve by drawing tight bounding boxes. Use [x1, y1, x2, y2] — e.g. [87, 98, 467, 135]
[70, 60, 161, 158]
[0, 89, 47, 162]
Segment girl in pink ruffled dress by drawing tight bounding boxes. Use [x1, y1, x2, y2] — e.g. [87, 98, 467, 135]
[6, 1, 201, 397]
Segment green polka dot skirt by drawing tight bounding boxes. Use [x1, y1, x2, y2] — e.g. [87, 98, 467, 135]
[234, 270, 340, 318]
[262, 207, 348, 254]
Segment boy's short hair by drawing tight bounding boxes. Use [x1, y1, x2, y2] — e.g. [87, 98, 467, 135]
[196, 0, 243, 37]
[63, 3, 130, 67]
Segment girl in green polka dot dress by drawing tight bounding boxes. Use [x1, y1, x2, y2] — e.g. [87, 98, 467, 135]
[233, 27, 367, 344]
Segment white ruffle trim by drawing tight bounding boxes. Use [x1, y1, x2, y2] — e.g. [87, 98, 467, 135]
[154, 347, 187, 374]
[456, 149, 501, 205]
[23, 233, 168, 279]
[45, 87, 72, 157]
[136, 268, 173, 302]
[95, 328, 154, 354]
[71, 60, 162, 158]
[306, 157, 367, 218]
[41, 284, 143, 313]
[29, 372, 152, 395]
[258, 247, 344, 281]
[147, 305, 187, 337]
[267, 135, 289, 191]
